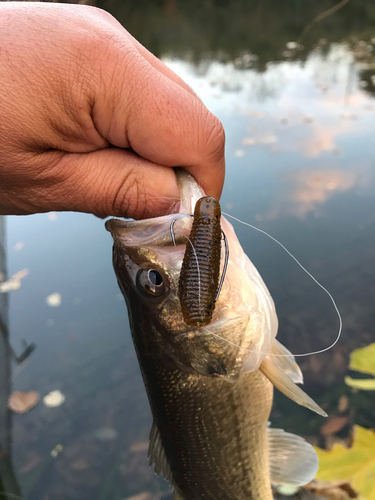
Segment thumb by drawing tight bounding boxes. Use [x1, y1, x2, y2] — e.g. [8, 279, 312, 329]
[41, 148, 181, 219]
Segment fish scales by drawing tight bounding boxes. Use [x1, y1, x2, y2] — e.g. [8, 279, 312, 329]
[179, 196, 221, 326]
[130, 314, 274, 500]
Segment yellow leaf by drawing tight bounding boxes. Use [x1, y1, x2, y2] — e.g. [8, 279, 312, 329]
[349, 344, 375, 376]
[315, 426, 375, 500]
[345, 376, 375, 391]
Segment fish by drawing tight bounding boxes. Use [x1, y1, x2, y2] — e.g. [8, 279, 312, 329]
[105, 168, 326, 500]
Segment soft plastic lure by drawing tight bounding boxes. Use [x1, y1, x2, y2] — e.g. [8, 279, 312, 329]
[178, 196, 222, 326]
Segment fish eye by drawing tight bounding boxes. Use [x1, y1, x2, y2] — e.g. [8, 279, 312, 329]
[136, 268, 166, 297]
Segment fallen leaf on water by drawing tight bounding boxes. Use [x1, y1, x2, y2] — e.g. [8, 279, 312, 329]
[345, 343, 375, 391]
[45, 292, 62, 307]
[315, 425, 375, 500]
[321, 417, 349, 436]
[348, 343, 375, 375]
[305, 480, 359, 499]
[0, 279, 20, 293]
[47, 212, 58, 221]
[13, 269, 29, 280]
[8, 391, 39, 414]
[338, 396, 349, 413]
[345, 377, 375, 390]
[14, 241, 25, 252]
[43, 390, 66, 407]
[51, 444, 64, 458]
[0, 269, 29, 293]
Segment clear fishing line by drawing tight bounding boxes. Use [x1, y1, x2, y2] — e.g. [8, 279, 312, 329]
[176, 211, 342, 358]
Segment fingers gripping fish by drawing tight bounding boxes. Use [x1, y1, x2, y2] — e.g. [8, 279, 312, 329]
[105, 168, 326, 500]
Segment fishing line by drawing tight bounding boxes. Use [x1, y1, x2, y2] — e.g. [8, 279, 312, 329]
[219, 211, 343, 357]
[177, 212, 342, 359]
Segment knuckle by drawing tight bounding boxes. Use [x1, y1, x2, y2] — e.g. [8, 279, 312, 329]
[201, 113, 226, 164]
[111, 169, 147, 219]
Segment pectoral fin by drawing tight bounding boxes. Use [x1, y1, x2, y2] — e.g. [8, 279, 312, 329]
[268, 339, 303, 384]
[268, 428, 319, 485]
[148, 422, 173, 483]
[260, 358, 327, 417]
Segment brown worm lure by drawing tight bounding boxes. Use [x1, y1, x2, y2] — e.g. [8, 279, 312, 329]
[178, 196, 222, 326]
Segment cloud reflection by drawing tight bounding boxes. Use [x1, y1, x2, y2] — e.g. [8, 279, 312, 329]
[258, 169, 357, 220]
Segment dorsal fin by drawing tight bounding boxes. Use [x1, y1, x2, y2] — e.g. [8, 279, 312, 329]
[148, 421, 173, 483]
[268, 428, 319, 485]
[260, 357, 327, 417]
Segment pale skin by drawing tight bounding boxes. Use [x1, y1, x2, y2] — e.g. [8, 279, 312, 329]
[0, 2, 225, 219]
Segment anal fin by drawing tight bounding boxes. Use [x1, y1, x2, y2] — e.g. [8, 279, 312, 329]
[148, 421, 173, 483]
[268, 428, 319, 486]
[260, 358, 327, 417]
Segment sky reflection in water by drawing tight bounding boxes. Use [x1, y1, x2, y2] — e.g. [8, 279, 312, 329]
[2, 42, 375, 500]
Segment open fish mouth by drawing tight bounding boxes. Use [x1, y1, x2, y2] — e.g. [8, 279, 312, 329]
[105, 214, 193, 248]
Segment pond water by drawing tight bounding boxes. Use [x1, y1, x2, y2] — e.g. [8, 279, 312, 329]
[1, 1, 375, 499]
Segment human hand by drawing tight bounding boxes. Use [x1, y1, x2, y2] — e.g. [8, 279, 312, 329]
[0, 2, 225, 219]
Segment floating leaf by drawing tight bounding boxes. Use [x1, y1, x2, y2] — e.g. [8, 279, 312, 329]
[43, 390, 66, 407]
[345, 377, 375, 391]
[321, 416, 348, 436]
[0, 268, 29, 293]
[349, 344, 375, 375]
[315, 425, 375, 500]
[45, 292, 62, 307]
[8, 391, 39, 414]
[345, 344, 375, 391]
[305, 480, 359, 499]
[51, 444, 64, 458]
[14, 241, 25, 252]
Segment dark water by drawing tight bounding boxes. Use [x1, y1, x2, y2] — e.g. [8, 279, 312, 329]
[1, 1, 375, 499]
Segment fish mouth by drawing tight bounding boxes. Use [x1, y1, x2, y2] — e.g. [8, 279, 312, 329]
[105, 214, 192, 248]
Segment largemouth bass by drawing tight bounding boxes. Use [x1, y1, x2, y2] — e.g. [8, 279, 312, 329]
[106, 169, 326, 500]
